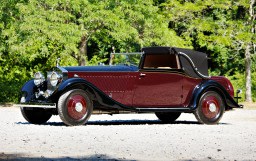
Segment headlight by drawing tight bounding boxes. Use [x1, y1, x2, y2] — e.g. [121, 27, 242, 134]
[50, 71, 61, 87]
[34, 72, 45, 86]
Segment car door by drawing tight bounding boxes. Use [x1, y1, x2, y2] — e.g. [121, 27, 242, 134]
[132, 53, 183, 107]
[132, 71, 183, 107]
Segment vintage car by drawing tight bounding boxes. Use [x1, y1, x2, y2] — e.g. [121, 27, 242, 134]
[16, 47, 241, 126]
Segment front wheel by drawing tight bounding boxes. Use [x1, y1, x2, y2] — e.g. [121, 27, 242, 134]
[21, 107, 52, 124]
[155, 112, 181, 123]
[58, 89, 93, 126]
[194, 91, 225, 125]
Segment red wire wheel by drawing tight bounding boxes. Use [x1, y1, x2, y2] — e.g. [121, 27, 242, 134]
[58, 89, 93, 126]
[194, 91, 225, 125]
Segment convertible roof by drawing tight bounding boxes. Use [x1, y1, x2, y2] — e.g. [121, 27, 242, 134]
[142, 47, 208, 78]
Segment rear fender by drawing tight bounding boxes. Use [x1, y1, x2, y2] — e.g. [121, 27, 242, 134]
[189, 80, 240, 110]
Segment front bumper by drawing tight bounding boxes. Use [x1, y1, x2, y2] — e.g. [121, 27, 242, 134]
[14, 103, 56, 109]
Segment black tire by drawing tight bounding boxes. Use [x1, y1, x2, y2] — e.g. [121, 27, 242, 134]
[58, 89, 93, 126]
[194, 91, 225, 125]
[155, 112, 181, 123]
[21, 107, 52, 124]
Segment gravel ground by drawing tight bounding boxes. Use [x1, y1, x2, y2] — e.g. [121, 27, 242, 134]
[0, 106, 256, 161]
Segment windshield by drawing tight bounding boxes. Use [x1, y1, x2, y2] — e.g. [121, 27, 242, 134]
[109, 52, 142, 67]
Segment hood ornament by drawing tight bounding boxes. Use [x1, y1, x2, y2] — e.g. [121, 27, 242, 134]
[56, 58, 61, 67]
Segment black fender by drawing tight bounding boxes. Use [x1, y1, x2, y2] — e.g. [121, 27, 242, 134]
[53, 78, 135, 111]
[20, 80, 36, 102]
[189, 79, 240, 110]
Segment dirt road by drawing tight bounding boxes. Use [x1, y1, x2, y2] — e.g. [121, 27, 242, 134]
[0, 107, 256, 160]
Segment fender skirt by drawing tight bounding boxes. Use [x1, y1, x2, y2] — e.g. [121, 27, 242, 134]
[189, 80, 240, 111]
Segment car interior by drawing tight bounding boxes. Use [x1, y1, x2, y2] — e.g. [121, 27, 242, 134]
[142, 54, 180, 70]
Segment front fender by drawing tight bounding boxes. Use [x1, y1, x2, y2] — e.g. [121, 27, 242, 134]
[189, 80, 240, 110]
[54, 78, 134, 111]
[20, 80, 36, 102]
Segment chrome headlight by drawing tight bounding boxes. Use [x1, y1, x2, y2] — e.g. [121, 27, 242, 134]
[50, 71, 61, 87]
[34, 72, 45, 86]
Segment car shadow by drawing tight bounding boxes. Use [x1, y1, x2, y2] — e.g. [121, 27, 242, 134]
[15, 119, 228, 126]
[87, 119, 201, 125]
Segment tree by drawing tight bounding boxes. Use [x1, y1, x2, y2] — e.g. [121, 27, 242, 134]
[0, 0, 29, 103]
[162, 0, 256, 101]
[244, 0, 255, 102]
[12, 0, 188, 67]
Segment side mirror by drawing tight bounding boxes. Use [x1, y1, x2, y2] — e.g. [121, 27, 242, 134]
[56, 58, 61, 67]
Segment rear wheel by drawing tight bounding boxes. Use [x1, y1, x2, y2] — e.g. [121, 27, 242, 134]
[194, 91, 225, 125]
[58, 89, 93, 126]
[21, 107, 52, 124]
[155, 112, 181, 123]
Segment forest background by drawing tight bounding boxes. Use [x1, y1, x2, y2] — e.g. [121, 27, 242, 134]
[0, 0, 255, 103]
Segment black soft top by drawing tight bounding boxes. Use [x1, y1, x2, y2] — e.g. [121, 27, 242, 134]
[142, 47, 208, 78]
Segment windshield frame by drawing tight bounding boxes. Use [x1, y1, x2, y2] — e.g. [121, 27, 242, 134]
[109, 52, 143, 67]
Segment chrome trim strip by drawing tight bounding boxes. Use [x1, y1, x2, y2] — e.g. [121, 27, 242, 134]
[14, 103, 56, 109]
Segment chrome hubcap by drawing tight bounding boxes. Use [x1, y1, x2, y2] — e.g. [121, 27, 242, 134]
[209, 103, 217, 112]
[75, 102, 83, 112]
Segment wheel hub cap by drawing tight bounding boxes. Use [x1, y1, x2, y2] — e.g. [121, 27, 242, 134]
[202, 95, 221, 120]
[209, 103, 217, 112]
[67, 94, 87, 120]
[75, 102, 83, 112]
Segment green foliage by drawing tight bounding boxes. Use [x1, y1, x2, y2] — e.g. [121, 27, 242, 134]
[227, 71, 256, 102]
[163, 0, 255, 102]
[0, 0, 255, 103]
[227, 72, 246, 101]
[162, 0, 255, 75]
[87, 55, 108, 66]
[0, 80, 23, 103]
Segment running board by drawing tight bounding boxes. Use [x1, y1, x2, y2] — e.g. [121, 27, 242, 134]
[136, 107, 191, 112]
[14, 103, 56, 109]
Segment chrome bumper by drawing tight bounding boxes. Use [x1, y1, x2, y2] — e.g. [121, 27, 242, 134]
[14, 103, 56, 109]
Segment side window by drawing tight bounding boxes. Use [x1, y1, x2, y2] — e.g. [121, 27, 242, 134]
[142, 54, 180, 70]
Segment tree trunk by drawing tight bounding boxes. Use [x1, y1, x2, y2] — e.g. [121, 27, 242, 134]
[78, 35, 87, 66]
[245, 0, 255, 102]
[245, 44, 252, 102]
[251, 0, 255, 55]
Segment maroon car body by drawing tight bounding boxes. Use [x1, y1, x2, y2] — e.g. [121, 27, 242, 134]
[17, 47, 241, 126]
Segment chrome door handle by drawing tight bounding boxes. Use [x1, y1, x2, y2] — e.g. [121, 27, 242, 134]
[140, 73, 146, 77]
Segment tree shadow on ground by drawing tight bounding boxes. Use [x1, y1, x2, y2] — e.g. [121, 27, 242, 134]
[0, 153, 135, 161]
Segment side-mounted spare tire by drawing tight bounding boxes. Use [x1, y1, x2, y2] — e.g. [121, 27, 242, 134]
[58, 89, 93, 126]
